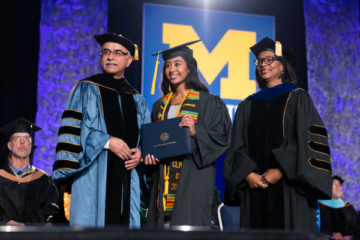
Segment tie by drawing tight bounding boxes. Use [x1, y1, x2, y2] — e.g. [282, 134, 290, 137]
[17, 171, 23, 176]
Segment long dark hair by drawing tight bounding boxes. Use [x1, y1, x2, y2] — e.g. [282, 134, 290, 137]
[161, 54, 209, 95]
[255, 56, 297, 89]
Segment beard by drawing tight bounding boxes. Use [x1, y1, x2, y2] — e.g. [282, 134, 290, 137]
[12, 147, 31, 158]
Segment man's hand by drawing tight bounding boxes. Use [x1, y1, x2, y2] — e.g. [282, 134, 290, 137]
[109, 137, 131, 160]
[6, 220, 25, 226]
[332, 232, 344, 240]
[143, 154, 159, 165]
[179, 112, 196, 137]
[125, 148, 141, 170]
[246, 172, 267, 189]
[261, 169, 283, 185]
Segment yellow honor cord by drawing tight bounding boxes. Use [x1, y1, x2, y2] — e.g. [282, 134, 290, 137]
[163, 165, 170, 211]
[275, 41, 282, 57]
[151, 53, 160, 95]
[134, 44, 139, 61]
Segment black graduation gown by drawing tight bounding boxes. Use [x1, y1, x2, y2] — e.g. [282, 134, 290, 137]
[147, 91, 231, 227]
[224, 89, 333, 230]
[0, 165, 59, 225]
[319, 202, 360, 236]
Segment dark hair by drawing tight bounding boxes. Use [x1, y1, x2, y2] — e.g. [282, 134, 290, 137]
[255, 56, 297, 89]
[161, 55, 209, 95]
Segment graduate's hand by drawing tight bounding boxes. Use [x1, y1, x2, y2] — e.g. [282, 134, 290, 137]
[109, 137, 132, 160]
[143, 154, 159, 165]
[179, 112, 196, 137]
[332, 232, 344, 240]
[261, 169, 283, 185]
[125, 148, 141, 170]
[245, 172, 267, 189]
[6, 220, 25, 226]
[343, 236, 354, 240]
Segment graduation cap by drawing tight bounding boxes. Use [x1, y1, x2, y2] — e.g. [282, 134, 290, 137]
[0, 118, 41, 151]
[250, 37, 298, 67]
[332, 175, 344, 185]
[150, 39, 202, 95]
[94, 33, 139, 61]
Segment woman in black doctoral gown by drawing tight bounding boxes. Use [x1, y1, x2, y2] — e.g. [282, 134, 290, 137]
[224, 37, 333, 230]
[145, 40, 231, 227]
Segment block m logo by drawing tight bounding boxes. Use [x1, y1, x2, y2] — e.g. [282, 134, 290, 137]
[163, 23, 256, 100]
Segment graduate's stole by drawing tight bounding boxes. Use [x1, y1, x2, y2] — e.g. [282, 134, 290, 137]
[156, 89, 200, 213]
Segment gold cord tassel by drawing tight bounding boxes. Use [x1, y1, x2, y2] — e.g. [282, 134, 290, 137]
[151, 53, 160, 95]
[134, 44, 139, 61]
[163, 165, 170, 212]
[275, 41, 282, 57]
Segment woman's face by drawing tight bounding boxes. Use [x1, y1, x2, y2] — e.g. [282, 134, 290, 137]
[256, 51, 284, 82]
[165, 56, 189, 86]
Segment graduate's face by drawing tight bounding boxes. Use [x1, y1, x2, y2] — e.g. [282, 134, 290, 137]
[7, 133, 32, 158]
[164, 56, 189, 86]
[332, 179, 343, 199]
[100, 42, 133, 79]
[256, 51, 284, 84]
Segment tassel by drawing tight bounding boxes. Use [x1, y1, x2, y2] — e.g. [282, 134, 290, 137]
[163, 165, 170, 212]
[275, 41, 282, 57]
[134, 44, 139, 61]
[151, 53, 160, 95]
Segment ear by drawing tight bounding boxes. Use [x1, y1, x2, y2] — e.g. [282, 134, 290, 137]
[7, 142, 11, 151]
[126, 56, 134, 68]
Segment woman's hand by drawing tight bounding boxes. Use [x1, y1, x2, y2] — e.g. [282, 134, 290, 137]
[245, 172, 267, 189]
[142, 154, 159, 165]
[261, 169, 283, 185]
[179, 112, 196, 137]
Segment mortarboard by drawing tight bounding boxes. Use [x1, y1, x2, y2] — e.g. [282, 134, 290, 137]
[0, 118, 41, 151]
[250, 37, 298, 67]
[332, 175, 344, 185]
[150, 39, 202, 95]
[94, 33, 139, 61]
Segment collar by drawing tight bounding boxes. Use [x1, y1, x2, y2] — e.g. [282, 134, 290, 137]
[9, 162, 30, 176]
[319, 198, 346, 208]
[246, 83, 298, 101]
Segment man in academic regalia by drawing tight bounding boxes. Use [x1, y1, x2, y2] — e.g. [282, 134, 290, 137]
[0, 118, 59, 226]
[52, 33, 151, 228]
[319, 176, 360, 239]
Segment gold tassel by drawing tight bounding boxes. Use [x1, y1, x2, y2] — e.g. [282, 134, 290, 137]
[275, 41, 282, 57]
[163, 165, 170, 212]
[134, 44, 139, 61]
[151, 53, 160, 95]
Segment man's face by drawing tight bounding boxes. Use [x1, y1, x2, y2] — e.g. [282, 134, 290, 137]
[7, 133, 32, 158]
[332, 179, 343, 199]
[100, 42, 133, 78]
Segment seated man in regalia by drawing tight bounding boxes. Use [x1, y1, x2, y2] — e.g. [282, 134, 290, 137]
[0, 118, 59, 226]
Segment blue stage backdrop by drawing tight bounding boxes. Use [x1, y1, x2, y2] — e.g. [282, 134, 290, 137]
[142, 3, 274, 198]
[34, 0, 108, 173]
[303, 0, 360, 210]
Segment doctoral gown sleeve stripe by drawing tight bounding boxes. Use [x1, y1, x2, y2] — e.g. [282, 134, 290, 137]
[309, 125, 328, 138]
[58, 125, 81, 137]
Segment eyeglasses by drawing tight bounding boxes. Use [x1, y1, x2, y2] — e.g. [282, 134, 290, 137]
[11, 136, 32, 142]
[100, 49, 129, 57]
[254, 56, 277, 66]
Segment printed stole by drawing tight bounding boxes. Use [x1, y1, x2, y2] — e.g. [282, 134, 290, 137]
[85, 76, 139, 226]
[156, 89, 200, 213]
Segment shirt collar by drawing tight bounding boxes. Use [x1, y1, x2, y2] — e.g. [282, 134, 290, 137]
[9, 162, 30, 176]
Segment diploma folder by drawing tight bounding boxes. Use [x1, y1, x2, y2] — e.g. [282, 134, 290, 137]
[141, 117, 191, 160]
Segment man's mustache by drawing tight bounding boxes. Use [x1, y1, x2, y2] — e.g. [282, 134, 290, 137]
[105, 61, 118, 65]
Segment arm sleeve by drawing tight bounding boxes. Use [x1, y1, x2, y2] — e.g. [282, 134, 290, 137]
[53, 82, 111, 185]
[43, 178, 60, 222]
[191, 95, 232, 169]
[223, 101, 258, 205]
[272, 91, 332, 199]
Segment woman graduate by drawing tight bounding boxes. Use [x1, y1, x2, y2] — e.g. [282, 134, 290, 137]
[145, 40, 231, 227]
[223, 37, 333, 230]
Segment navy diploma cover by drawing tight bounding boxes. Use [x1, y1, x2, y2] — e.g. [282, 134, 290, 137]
[141, 117, 191, 159]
